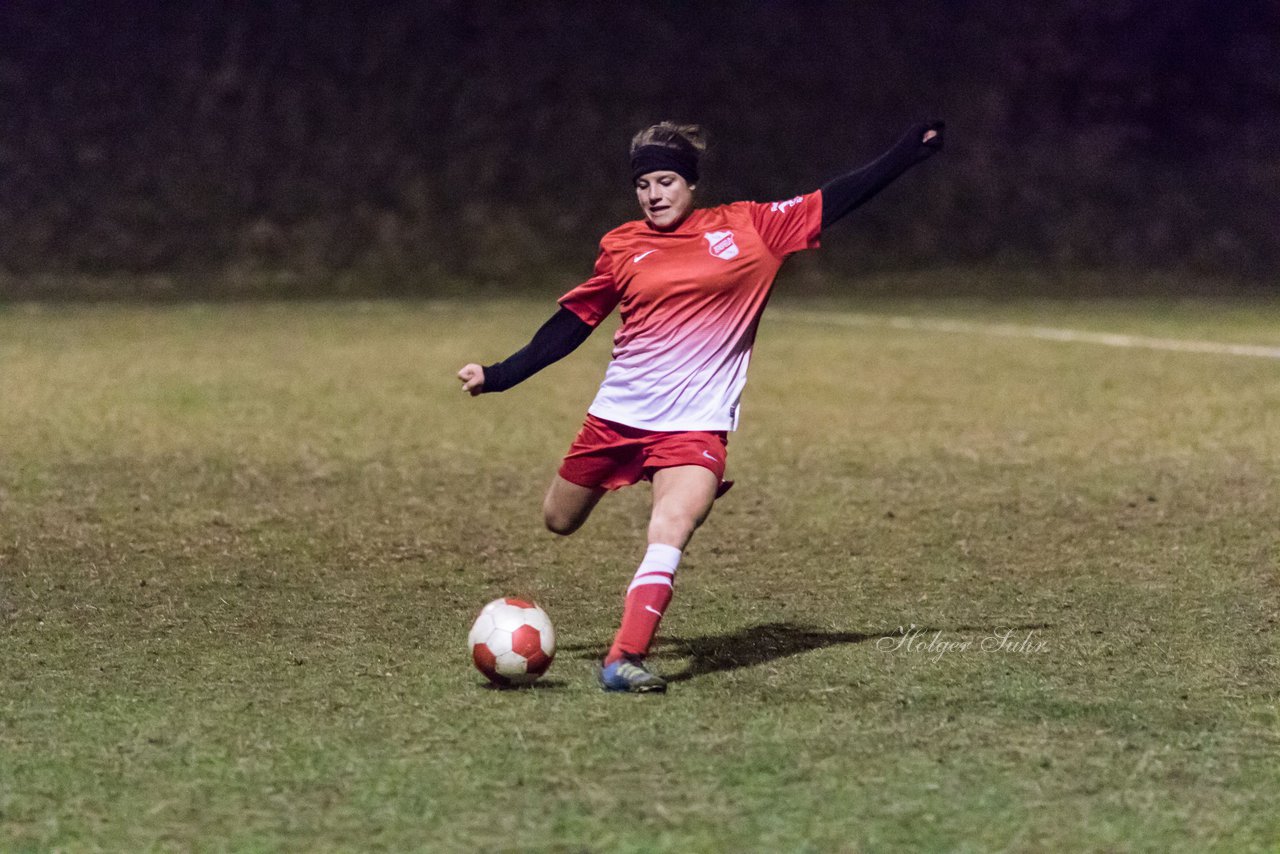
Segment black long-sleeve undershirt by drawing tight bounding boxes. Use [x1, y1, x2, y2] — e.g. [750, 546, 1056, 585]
[480, 306, 593, 393]
[820, 120, 944, 229]
[478, 121, 944, 394]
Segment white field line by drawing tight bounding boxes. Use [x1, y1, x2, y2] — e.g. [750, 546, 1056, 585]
[774, 310, 1280, 361]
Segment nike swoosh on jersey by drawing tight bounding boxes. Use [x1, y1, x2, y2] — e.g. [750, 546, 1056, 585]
[633, 249, 658, 263]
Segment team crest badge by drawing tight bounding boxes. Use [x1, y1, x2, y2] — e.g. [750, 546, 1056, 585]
[704, 230, 740, 260]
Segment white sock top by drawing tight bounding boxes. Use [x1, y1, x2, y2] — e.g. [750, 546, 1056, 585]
[628, 543, 683, 592]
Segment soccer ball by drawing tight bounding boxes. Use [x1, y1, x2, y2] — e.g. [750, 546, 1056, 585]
[468, 598, 556, 687]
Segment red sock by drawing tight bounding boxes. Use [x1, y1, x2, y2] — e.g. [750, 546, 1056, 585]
[605, 543, 682, 664]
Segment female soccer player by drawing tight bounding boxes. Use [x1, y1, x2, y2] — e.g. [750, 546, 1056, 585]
[458, 120, 944, 692]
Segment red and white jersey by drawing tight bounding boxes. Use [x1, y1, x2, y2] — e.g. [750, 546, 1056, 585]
[558, 191, 822, 431]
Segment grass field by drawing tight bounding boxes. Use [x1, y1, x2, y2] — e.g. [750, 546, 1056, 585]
[2, 288, 1279, 852]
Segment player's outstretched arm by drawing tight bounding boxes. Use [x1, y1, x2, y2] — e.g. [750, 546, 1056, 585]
[820, 120, 944, 229]
[457, 306, 594, 396]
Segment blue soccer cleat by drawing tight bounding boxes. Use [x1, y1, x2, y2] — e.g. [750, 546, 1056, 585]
[598, 655, 667, 693]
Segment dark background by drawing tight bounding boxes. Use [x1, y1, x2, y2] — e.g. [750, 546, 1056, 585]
[2, 0, 1276, 298]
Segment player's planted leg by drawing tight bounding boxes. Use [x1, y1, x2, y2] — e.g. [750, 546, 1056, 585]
[598, 654, 668, 693]
[601, 466, 718, 692]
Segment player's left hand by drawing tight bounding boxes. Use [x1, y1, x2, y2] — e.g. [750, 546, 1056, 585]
[920, 120, 945, 150]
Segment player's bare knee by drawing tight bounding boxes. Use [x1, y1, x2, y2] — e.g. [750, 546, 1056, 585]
[545, 516, 581, 536]
[542, 504, 579, 536]
[544, 497, 589, 536]
[648, 513, 696, 548]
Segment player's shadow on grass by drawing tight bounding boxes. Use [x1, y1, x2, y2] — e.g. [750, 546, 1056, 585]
[659, 622, 882, 683]
[564, 621, 1051, 683]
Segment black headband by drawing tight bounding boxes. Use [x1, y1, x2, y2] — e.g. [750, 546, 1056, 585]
[630, 144, 699, 185]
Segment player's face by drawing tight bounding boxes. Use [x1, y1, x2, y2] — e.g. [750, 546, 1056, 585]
[635, 171, 694, 230]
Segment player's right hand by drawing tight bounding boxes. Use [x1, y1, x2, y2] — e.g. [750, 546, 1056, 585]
[457, 364, 485, 396]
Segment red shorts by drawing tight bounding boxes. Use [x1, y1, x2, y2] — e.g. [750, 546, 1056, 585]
[558, 414, 731, 494]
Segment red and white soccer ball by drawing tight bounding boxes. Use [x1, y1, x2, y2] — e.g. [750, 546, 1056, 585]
[468, 598, 556, 687]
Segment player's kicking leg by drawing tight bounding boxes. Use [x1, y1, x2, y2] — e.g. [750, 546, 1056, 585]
[542, 474, 606, 536]
[599, 465, 719, 693]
